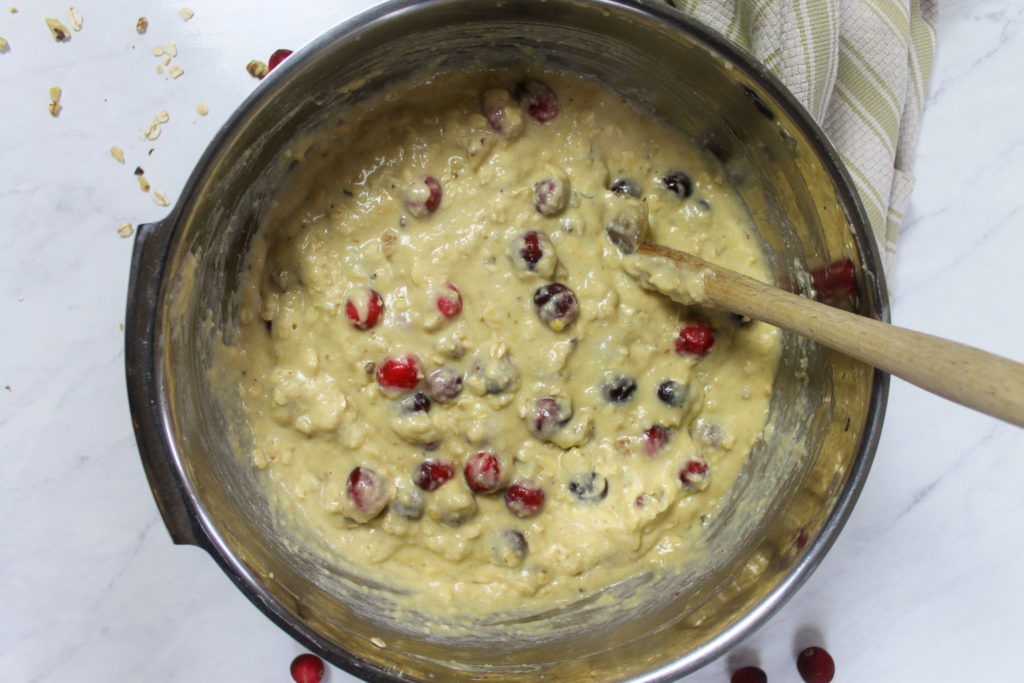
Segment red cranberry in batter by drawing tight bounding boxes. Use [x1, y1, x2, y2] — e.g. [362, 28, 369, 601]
[346, 466, 390, 520]
[516, 79, 559, 123]
[504, 480, 545, 518]
[436, 282, 462, 318]
[464, 451, 504, 494]
[675, 320, 715, 356]
[344, 287, 383, 330]
[414, 459, 455, 491]
[376, 354, 422, 393]
[403, 175, 442, 217]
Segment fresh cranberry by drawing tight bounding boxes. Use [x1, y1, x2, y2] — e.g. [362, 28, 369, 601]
[482, 89, 523, 137]
[398, 390, 431, 413]
[679, 458, 709, 488]
[489, 528, 528, 567]
[662, 170, 693, 198]
[414, 459, 454, 491]
[268, 49, 293, 72]
[509, 230, 557, 278]
[810, 257, 858, 302]
[290, 653, 325, 683]
[567, 472, 608, 503]
[426, 366, 463, 403]
[656, 379, 688, 407]
[516, 79, 559, 123]
[529, 396, 572, 440]
[464, 451, 504, 493]
[533, 282, 578, 331]
[609, 178, 640, 197]
[601, 375, 637, 403]
[533, 176, 568, 216]
[504, 481, 545, 517]
[346, 467, 389, 519]
[641, 424, 671, 455]
[376, 354, 422, 392]
[796, 646, 835, 683]
[345, 287, 384, 331]
[675, 321, 715, 356]
[521, 231, 544, 266]
[436, 282, 462, 318]
[403, 175, 442, 217]
[731, 665, 767, 683]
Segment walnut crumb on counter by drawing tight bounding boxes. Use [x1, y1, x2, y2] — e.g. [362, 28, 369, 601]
[137, 175, 150, 192]
[196, 102, 208, 116]
[48, 86, 62, 116]
[0, 37, 8, 52]
[246, 59, 268, 79]
[136, 17, 148, 34]
[45, 18, 71, 42]
[168, 64, 183, 79]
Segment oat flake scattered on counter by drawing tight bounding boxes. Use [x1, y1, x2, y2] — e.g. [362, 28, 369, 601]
[178, 7, 194, 21]
[245, 59, 268, 79]
[196, 102, 208, 116]
[221, 68, 781, 617]
[110, 145, 125, 163]
[45, 17, 70, 42]
[117, 222, 134, 238]
[153, 190, 169, 207]
[68, 7, 82, 32]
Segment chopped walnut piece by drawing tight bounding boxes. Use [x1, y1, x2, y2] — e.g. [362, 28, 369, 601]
[68, 7, 83, 31]
[110, 145, 125, 163]
[137, 175, 150, 192]
[117, 222, 134, 238]
[136, 17, 147, 34]
[246, 59, 268, 79]
[46, 17, 71, 42]
[164, 40, 177, 57]
[153, 45, 164, 56]
[168, 64, 183, 79]
[0, 37, 8, 52]
[156, 64, 164, 75]
[196, 102, 208, 116]
[143, 120, 161, 140]
[155, 110, 169, 123]
[153, 190, 169, 207]
[48, 86, 62, 116]
[178, 7, 194, 21]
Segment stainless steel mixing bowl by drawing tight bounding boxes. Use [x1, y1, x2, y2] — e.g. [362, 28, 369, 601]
[125, 0, 888, 680]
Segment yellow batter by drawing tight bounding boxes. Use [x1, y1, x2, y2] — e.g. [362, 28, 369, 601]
[223, 69, 781, 616]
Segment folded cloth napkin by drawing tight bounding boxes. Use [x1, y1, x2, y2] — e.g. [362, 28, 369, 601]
[668, 0, 938, 278]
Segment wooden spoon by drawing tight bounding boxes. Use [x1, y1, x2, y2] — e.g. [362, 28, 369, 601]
[625, 241, 1024, 428]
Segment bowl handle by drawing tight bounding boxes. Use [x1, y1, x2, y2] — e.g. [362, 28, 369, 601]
[124, 216, 203, 547]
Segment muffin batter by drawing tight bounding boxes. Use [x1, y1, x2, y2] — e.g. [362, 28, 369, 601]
[223, 70, 781, 615]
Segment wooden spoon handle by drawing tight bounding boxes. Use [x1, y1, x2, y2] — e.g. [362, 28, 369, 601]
[637, 242, 1024, 428]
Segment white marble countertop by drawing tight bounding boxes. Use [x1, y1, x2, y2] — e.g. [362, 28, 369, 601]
[2, 1, 1022, 681]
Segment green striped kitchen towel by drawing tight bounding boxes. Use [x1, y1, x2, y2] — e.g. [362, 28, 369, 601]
[668, 0, 938, 277]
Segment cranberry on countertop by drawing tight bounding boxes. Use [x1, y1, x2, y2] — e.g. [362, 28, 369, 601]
[289, 653, 325, 683]
[796, 646, 836, 683]
[730, 665, 767, 683]
[268, 48, 293, 72]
